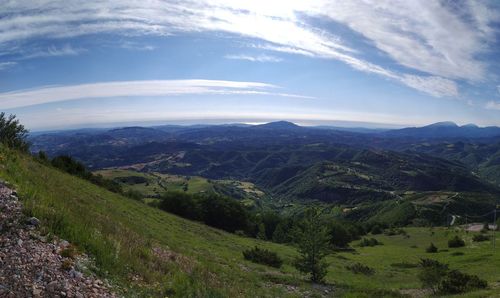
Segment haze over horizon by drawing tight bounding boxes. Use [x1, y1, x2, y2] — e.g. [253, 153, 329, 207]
[1, 1, 500, 129]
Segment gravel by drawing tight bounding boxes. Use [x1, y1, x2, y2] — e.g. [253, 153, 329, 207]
[0, 182, 118, 297]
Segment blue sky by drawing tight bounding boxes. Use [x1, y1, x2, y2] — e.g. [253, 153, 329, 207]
[1, 0, 500, 130]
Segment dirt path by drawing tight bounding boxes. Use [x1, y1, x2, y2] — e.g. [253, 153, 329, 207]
[0, 181, 118, 297]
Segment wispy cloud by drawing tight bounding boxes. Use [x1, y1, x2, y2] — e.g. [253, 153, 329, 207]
[485, 101, 500, 110]
[399, 75, 458, 98]
[22, 44, 85, 59]
[0, 79, 310, 109]
[0, 1, 497, 97]
[0, 61, 17, 70]
[119, 41, 155, 51]
[225, 54, 282, 62]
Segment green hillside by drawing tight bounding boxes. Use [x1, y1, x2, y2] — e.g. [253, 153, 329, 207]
[0, 147, 308, 297]
[2, 146, 500, 297]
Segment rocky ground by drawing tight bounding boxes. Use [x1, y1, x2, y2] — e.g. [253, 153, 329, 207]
[0, 182, 118, 297]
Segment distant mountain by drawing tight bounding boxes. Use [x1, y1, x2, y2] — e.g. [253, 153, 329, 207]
[253, 121, 301, 130]
[383, 122, 500, 138]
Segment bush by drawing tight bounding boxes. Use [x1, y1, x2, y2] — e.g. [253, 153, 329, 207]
[359, 237, 382, 247]
[370, 224, 383, 235]
[448, 236, 465, 248]
[472, 234, 490, 242]
[329, 222, 352, 248]
[51, 155, 123, 194]
[417, 259, 449, 293]
[390, 262, 418, 269]
[0, 113, 29, 151]
[345, 262, 375, 275]
[426, 243, 438, 253]
[439, 270, 487, 294]
[417, 258, 487, 294]
[243, 247, 283, 268]
[384, 228, 406, 236]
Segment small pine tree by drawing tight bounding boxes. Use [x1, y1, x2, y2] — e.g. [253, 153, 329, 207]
[293, 208, 330, 283]
[426, 242, 438, 253]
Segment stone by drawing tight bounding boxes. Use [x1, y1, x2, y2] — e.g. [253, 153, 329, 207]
[26, 217, 40, 227]
[46, 281, 60, 293]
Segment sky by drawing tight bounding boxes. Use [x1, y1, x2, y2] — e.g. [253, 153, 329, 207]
[1, 0, 500, 131]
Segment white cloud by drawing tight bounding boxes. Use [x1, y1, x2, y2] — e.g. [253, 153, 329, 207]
[22, 44, 85, 59]
[497, 85, 500, 95]
[0, 0, 497, 97]
[485, 101, 500, 110]
[225, 54, 282, 62]
[399, 75, 458, 98]
[310, 0, 497, 82]
[0, 79, 311, 109]
[0, 61, 17, 70]
[119, 41, 155, 51]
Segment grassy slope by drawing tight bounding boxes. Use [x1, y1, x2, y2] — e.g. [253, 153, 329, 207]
[0, 148, 306, 297]
[331, 228, 500, 297]
[1, 148, 499, 297]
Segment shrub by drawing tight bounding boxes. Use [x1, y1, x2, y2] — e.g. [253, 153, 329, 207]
[417, 259, 449, 293]
[439, 270, 487, 294]
[384, 228, 406, 236]
[345, 262, 375, 275]
[390, 262, 418, 269]
[0, 113, 29, 151]
[243, 247, 283, 268]
[472, 234, 490, 242]
[448, 236, 465, 248]
[61, 258, 73, 271]
[370, 224, 383, 235]
[417, 258, 487, 294]
[359, 237, 382, 247]
[329, 222, 352, 248]
[426, 243, 438, 253]
[450, 251, 464, 256]
[60, 245, 78, 259]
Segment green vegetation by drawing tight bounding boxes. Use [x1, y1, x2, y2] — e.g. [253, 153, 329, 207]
[417, 258, 487, 295]
[158, 192, 250, 233]
[95, 169, 267, 208]
[448, 236, 466, 248]
[2, 147, 500, 296]
[0, 146, 313, 297]
[0, 112, 29, 151]
[345, 263, 375, 275]
[359, 237, 382, 247]
[242, 247, 283, 268]
[293, 208, 330, 283]
[472, 234, 490, 242]
[50, 155, 123, 194]
[425, 242, 438, 253]
[2, 115, 500, 296]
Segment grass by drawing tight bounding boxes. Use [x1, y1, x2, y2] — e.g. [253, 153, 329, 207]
[95, 169, 265, 199]
[96, 169, 216, 196]
[328, 227, 500, 297]
[1, 148, 499, 297]
[0, 148, 309, 297]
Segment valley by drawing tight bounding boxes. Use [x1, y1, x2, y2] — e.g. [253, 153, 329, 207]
[30, 121, 500, 227]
